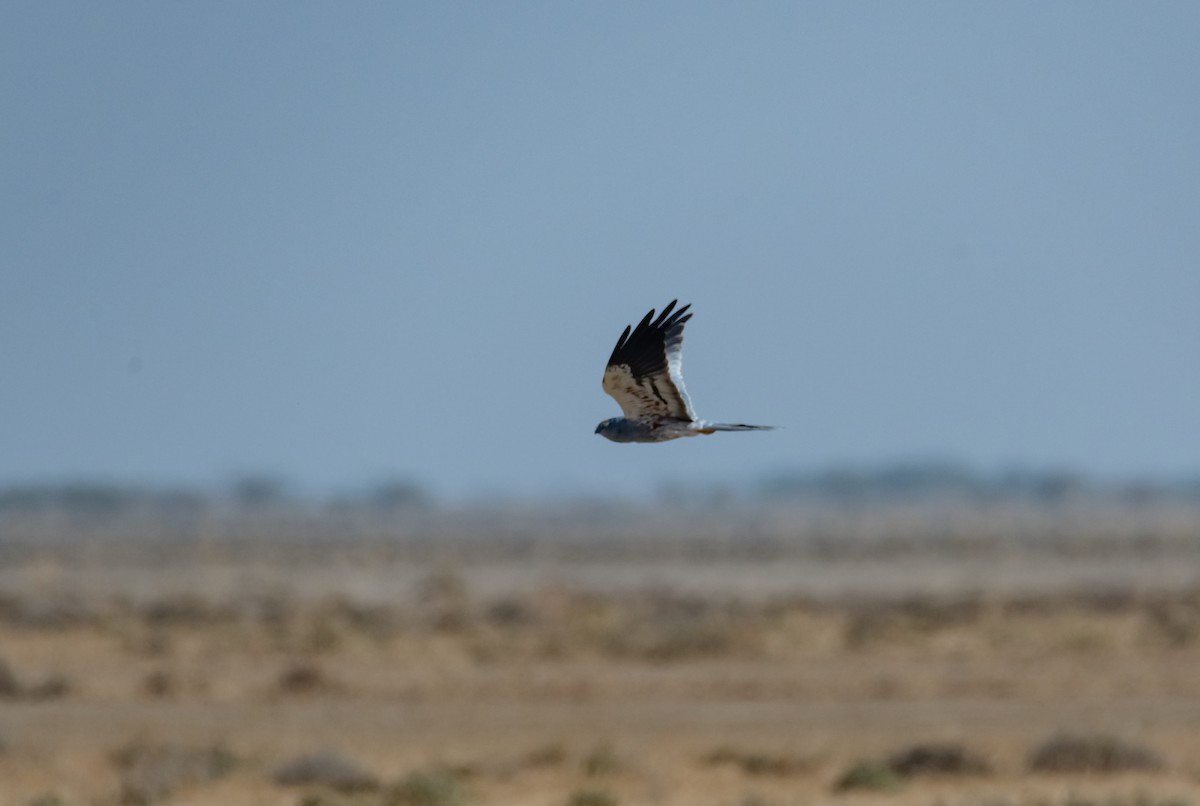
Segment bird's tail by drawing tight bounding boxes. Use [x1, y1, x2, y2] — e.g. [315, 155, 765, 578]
[698, 422, 775, 433]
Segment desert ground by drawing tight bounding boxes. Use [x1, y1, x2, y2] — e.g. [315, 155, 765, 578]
[2, 501, 1200, 806]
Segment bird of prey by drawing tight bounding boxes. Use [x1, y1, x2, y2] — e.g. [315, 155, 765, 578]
[595, 300, 774, 443]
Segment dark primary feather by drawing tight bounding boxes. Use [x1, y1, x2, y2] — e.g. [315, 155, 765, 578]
[602, 300, 696, 422]
[606, 299, 692, 380]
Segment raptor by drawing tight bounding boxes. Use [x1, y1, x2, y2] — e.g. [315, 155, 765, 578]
[595, 300, 774, 443]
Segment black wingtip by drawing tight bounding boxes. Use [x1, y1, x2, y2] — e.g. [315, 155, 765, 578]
[651, 299, 678, 328]
[606, 300, 695, 374]
[608, 324, 633, 364]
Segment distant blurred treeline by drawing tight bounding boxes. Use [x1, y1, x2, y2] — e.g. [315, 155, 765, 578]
[2, 463, 1199, 555]
[0, 475, 431, 517]
[753, 463, 1200, 504]
[2, 463, 1198, 517]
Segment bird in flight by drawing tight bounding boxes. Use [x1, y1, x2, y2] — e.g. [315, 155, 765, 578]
[595, 300, 775, 443]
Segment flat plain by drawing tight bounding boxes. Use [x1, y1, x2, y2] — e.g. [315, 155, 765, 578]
[2, 500, 1199, 806]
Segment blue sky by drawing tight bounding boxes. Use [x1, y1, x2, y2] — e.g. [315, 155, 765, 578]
[2, 3, 1197, 498]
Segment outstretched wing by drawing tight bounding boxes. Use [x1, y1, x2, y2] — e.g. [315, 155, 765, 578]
[602, 300, 697, 422]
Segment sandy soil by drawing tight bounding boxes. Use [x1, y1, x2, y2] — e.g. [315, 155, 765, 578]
[2, 533, 1200, 805]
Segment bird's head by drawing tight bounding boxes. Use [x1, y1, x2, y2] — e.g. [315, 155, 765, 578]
[595, 417, 637, 442]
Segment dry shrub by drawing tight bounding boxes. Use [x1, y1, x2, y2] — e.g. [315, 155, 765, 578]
[523, 741, 568, 768]
[25, 796, 68, 806]
[417, 568, 471, 632]
[276, 662, 340, 696]
[1006, 798, 1190, 806]
[244, 592, 294, 629]
[599, 591, 758, 661]
[843, 595, 986, 649]
[581, 742, 624, 777]
[886, 742, 991, 777]
[332, 598, 404, 642]
[142, 669, 175, 699]
[141, 594, 229, 627]
[1028, 733, 1165, 773]
[1145, 595, 1200, 646]
[605, 617, 734, 661]
[833, 758, 902, 792]
[566, 789, 619, 806]
[293, 795, 337, 806]
[2, 593, 95, 630]
[131, 630, 174, 658]
[300, 613, 346, 654]
[25, 673, 70, 701]
[112, 740, 237, 804]
[734, 797, 784, 806]
[485, 597, 534, 627]
[272, 750, 379, 793]
[0, 657, 20, 698]
[0, 658, 69, 701]
[701, 746, 813, 776]
[383, 768, 471, 806]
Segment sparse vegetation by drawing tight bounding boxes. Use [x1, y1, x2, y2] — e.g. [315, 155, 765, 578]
[25, 673, 70, 701]
[272, 751, 379, 792]
[732, 796, 783, 806]
[276, 661, 342, 695]
[887, 742, 991, 777]
[565, 789, 619, 806]
[383, 768, 471, 806]
[980, 798, 1192, 806]
[142, 669, 174, 698]
[1028, 733, 1165, 773]
[25, 796, 68, 806]
[111, 740, 237, 804]
[524, 741, 568, 768]
[2, 499, 1200, 804]
[0, 657, 21, 698]
[833, 758, 904, 792]
[581, 742, 624, 777]
[702, 747, 813, 776]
